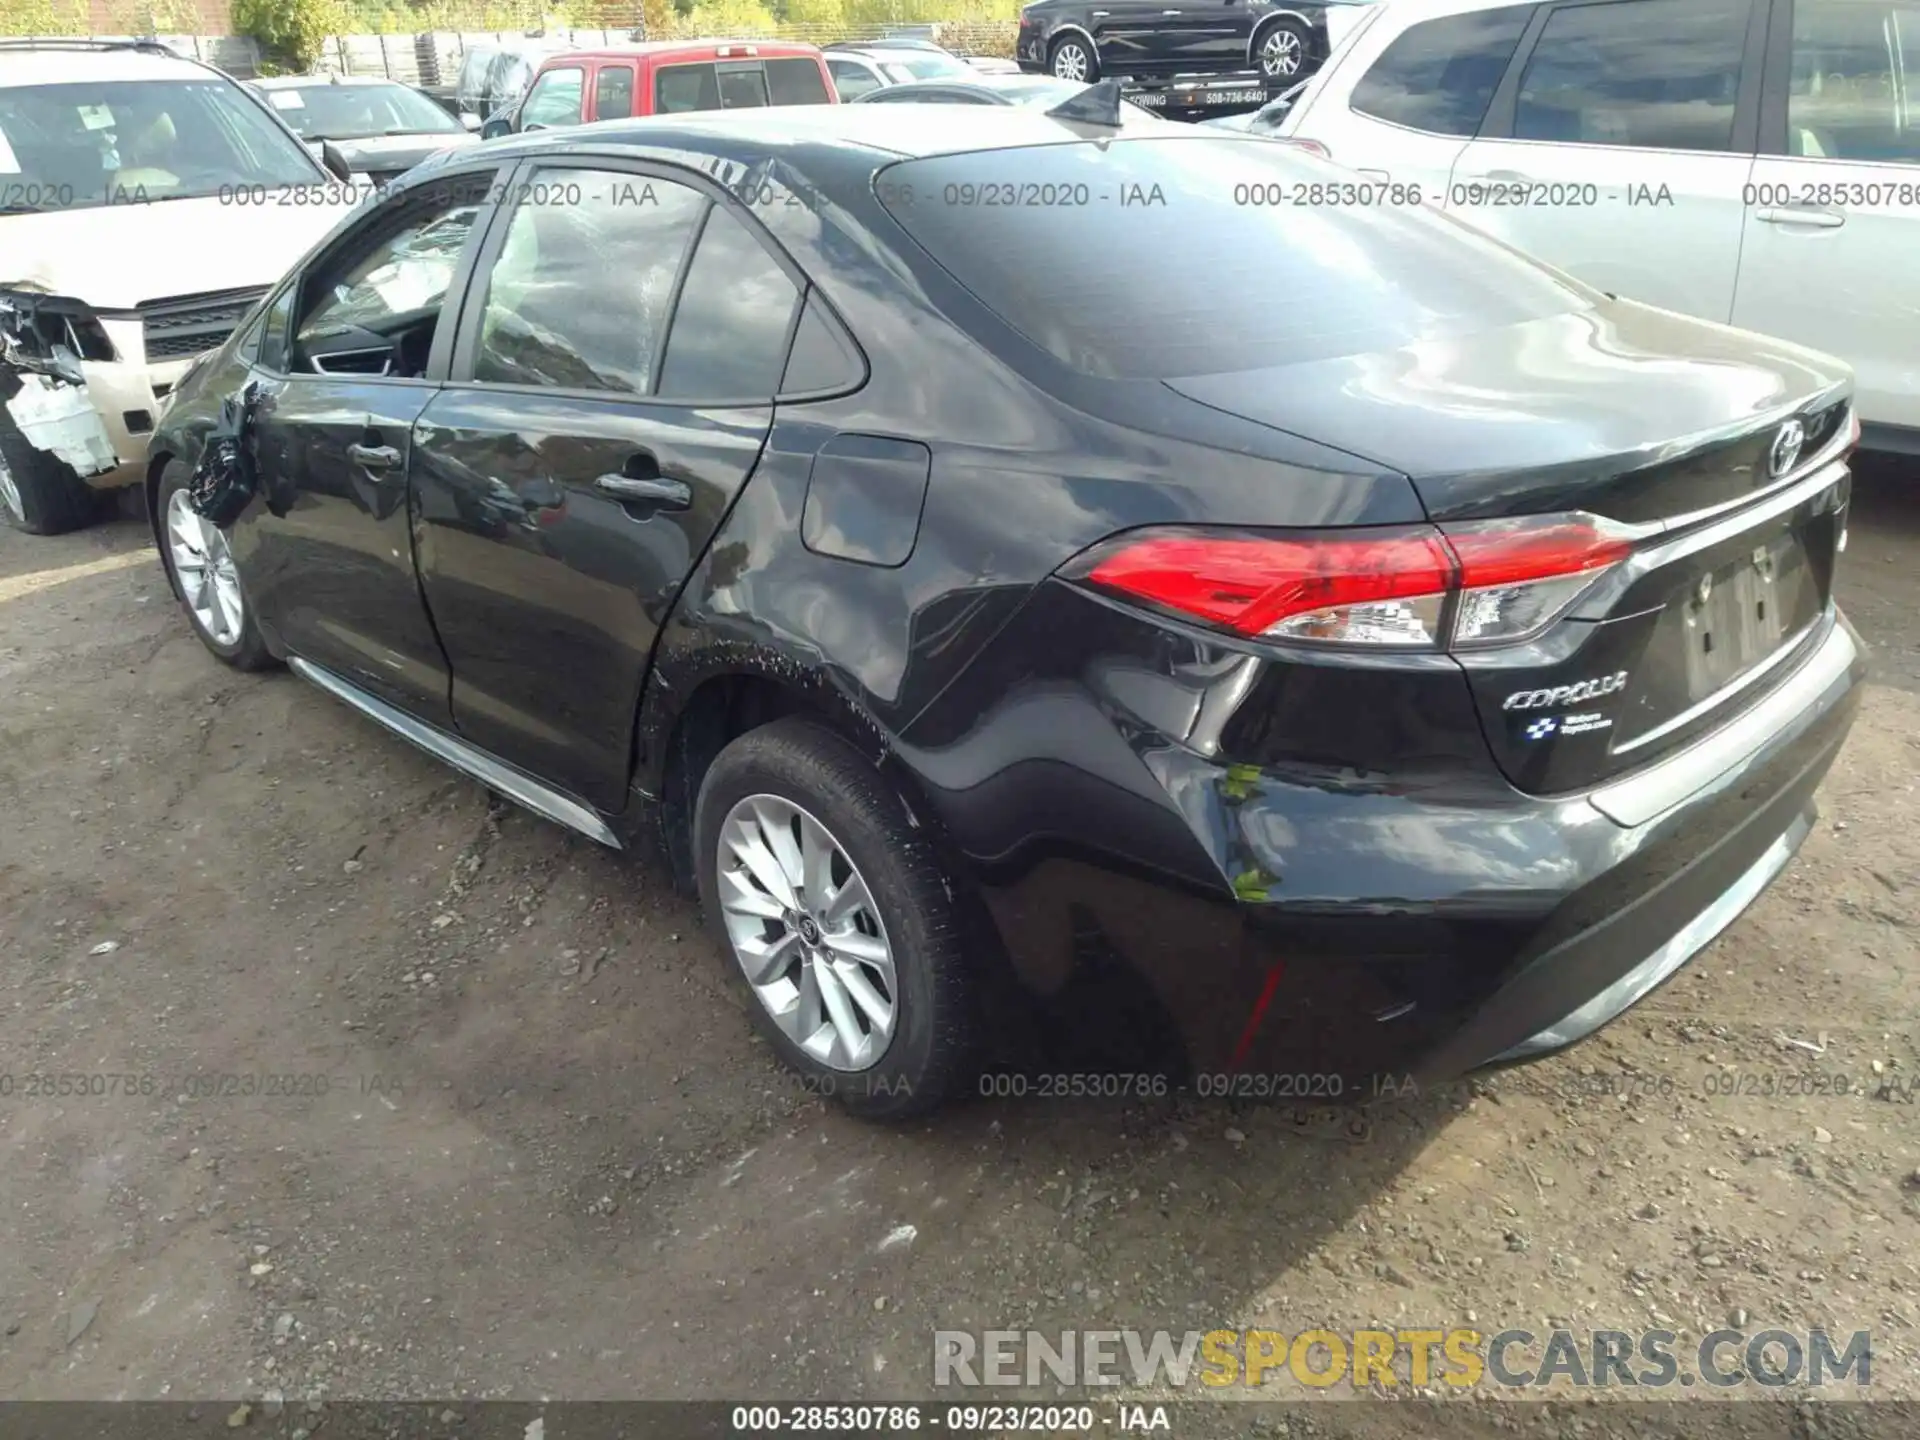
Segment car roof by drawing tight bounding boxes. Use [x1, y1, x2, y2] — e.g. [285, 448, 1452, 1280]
[0, 43, 213, 86]
[252, 73, 413, 89]
[540, 39, 825, 63]
[473, 100, 1199, 162]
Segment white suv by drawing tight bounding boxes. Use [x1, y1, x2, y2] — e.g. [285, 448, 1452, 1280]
[1276, 0, 1919, 453]
[1, 40, 356, 534]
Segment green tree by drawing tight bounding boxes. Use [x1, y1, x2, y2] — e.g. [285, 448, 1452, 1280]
[233, 0, 344, 72]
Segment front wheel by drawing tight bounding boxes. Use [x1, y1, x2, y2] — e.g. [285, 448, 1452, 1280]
[1050, 35, 1099, 83]
[695, 718, 977, 1120]
[0, 377, 105, 536]
[156, 459, 275, 670]
[1256, 18, 1311, 80]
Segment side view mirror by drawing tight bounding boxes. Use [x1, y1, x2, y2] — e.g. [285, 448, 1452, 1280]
[480, 114, 512, 140]
[459, 111, 482, 132]
[319, 140, 354, 183]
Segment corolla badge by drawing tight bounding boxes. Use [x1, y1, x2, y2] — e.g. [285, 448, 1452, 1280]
[1503, 671, 1630, 712]
[1769, 418, 1806, 478]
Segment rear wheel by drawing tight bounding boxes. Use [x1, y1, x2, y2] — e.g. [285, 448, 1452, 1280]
[1050, 35, 1098, 82]
[1255, 18, 1310, 80]
[695, 718, 976, 1120]
[0, 378, 103, 536]
[156, 460, 275, 670]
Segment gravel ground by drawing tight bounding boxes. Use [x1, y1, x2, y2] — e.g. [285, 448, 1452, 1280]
[0, 462, 1915, 1438]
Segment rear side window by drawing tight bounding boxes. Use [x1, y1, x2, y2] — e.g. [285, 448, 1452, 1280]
[1513, 0, 1753, 151]
[767, 57, 833, 105]
[595, 64, 635, 120]
[878, 139, 1590, 379]
[472, 171, 707, 394]
[655, 62, 720, 112]
[657, 207, 802, 400]
[1350, 6, 1534, 137]
[1785, 0, 1920, 162]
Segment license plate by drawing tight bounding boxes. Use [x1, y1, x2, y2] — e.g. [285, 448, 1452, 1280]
[1681, 533, 1807, 701]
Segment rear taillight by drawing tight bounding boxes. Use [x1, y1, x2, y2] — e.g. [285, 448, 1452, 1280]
[1073, 515, 1636, 651]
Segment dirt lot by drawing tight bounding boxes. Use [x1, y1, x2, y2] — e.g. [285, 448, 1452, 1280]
[0, 462, 1916, 1435]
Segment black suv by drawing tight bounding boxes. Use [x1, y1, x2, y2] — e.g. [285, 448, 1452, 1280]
[1017, 0, 1375, 83]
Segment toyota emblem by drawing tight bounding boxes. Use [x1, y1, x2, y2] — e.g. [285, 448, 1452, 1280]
[1769, 419, 1806, 478]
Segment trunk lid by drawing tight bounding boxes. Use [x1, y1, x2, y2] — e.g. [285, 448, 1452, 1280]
[1162, 299, 1855, 795]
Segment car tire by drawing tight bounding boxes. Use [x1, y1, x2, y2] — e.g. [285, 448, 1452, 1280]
[0, 375, 105, 536]
[695, 717, 977, 1120]
[155, 458, 276, 671]
[1049, 35, 1099, 83]
[1254, 17, 1311, 80]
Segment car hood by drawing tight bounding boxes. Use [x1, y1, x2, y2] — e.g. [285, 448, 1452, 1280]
[2, 193, 351, 307]
[1161, 298, 1852, 520]
[326, 130, 479, 171]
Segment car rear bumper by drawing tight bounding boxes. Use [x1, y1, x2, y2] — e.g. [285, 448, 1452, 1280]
[910, 605, 1864, 1090]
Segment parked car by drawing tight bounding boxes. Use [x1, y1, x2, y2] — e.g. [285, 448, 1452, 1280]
[1275, 0, 1920, 454]
[148, 108, 1864, 1118]
[251, 75, 481, 184]
[1016, 0, 1378, 82]
[850, 73, 1163, 117]
[486, 41, 836, 137]
[455, 36, 569, 123]
[0, 38, 355, 536]
[824, 39, 982, 100]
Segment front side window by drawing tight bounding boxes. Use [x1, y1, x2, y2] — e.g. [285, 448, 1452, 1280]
[1513, 0, 1753, 151]
[472, 169, 707, 394]
[1786, 0, 1920, 161]
[521, 67, 585, 128]
[260, 81, 464, 140]
[594, 64, 636, 120]
[828, 58, 884, 100]
[0, 78, 321, 212]
[1350, 7, 1534, 136]
[294, 188, 486, 370]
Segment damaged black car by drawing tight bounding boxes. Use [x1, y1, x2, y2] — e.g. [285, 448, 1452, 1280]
[145, 104, 1865, 1118]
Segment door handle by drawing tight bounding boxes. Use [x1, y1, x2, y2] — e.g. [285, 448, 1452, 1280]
[1469, 169, 1535, 183]
[1356, 168, 1391, 182]
[1162, 8, 1182, 13]
[595, 473, 692, 509]
[346, 442, 401, 471]
[1755, 206, 1845, 229]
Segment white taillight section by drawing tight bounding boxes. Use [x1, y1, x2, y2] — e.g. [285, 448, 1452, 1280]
[1074, 514, 1636, 651]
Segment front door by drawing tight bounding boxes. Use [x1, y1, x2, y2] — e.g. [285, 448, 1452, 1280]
[1732, 0, 1920, 433]
[1447, 0, 1764, 321]
[242, 173, 499, 719]
[411, 162, 806, 813]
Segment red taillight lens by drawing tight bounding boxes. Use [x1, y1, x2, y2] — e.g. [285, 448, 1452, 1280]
[1283, 138, 1330, 159]
[1075, 515, 1637, 650]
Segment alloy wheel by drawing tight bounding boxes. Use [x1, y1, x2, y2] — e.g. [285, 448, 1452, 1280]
[716, 793, 898, 1072]
[1053, 41, 1090, 82]
[1261, 28, 1303, 77]
[166, 487, 245, 647]
[0, 450, 21, 525]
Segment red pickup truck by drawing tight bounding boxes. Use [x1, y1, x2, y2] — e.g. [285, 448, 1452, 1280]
[493, 40, 838, 134]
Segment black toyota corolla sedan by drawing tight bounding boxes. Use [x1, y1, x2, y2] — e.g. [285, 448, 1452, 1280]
[146, 104, 1865, 1118]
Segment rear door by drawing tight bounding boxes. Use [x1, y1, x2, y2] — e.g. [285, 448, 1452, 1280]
[1094, 0, 1181, 73]
[1448, 0, 1766, 321]
[1284, 3, 1536, 193]
[1732, 0, 1920, 434]
[589, 59, 638, 121]
[410, 161, 806, 812]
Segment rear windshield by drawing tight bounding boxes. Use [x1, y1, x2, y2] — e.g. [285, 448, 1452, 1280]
[876, 138, 1593, 379]
[654, 59, 832, 112]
